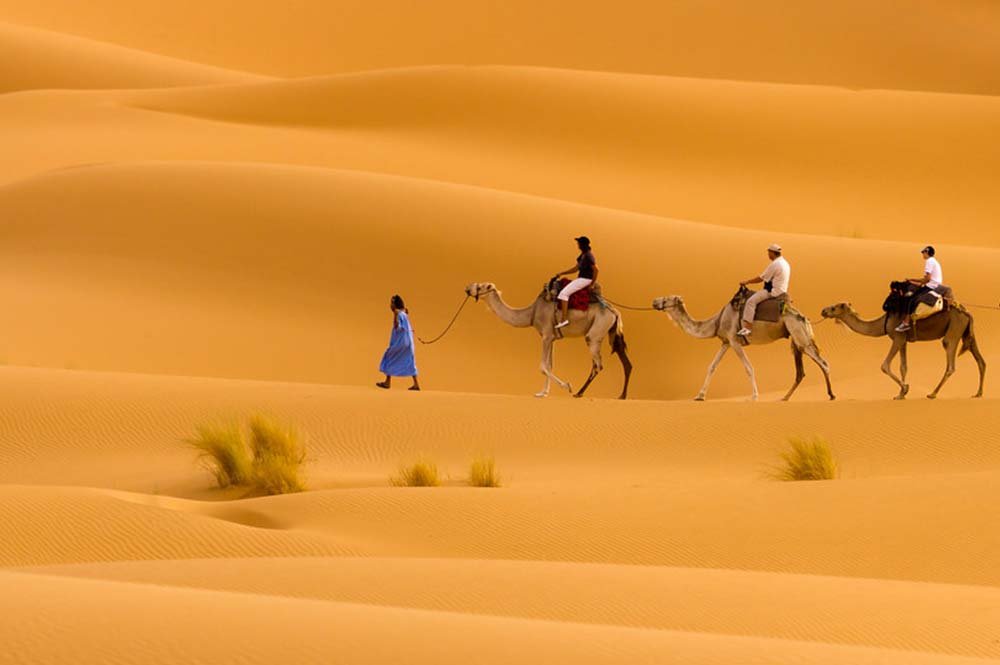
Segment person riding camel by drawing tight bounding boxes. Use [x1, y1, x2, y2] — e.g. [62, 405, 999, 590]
[554, 236, 598, 329]
[895, 245, 942, 332]
[737, 243, 790, 338]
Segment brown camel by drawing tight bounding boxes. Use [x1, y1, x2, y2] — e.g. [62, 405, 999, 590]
[820, 302, 985, 399]
[465, 280, 632, 399]
[652, 286, 834, 401]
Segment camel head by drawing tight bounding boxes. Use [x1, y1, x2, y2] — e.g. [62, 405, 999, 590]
[652, 296, 684, 312]
[465, 282, 497, 301]
[821, 302, 853, 320]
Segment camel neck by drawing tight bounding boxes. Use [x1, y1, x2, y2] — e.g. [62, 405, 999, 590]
[484, 290, 536, 328]
[839, 310, 888, 337]
[666, 303, 721, 339]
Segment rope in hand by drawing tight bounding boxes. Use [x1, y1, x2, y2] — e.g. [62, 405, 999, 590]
[417, 295, 472, 344]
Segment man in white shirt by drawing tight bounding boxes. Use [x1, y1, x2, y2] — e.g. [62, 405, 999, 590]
[737, 243, 790, 338]
[895, 245, 943, 332]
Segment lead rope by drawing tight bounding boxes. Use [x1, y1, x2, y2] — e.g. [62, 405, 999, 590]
[603, 298, 657, 312]
[417, 295, 472, 345]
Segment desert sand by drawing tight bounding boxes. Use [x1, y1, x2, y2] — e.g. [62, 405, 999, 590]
[2, 2, 1000, 663]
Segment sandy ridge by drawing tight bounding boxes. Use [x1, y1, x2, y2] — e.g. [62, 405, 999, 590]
[2, 569, 997, 665]
[0, 21, 265, 93]
[18, 557, 1000, 658]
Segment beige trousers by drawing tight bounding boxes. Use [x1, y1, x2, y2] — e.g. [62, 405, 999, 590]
[742, 290, 775, 324]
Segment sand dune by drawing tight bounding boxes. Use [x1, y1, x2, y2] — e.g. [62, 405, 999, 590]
[1, 3, 998, 663]
[28, 557, 1000, 657]
[2, 1, 999, 94]
[1, 161, 998, 398]
[0, 21, 262, 93]
[3, 67, 999, 244]
[6, 570, 996, 665]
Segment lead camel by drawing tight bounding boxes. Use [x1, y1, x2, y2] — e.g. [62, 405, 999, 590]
[465, 281, 632, 399]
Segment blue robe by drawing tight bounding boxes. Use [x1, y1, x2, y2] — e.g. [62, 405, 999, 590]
[379, 311, 418, 376]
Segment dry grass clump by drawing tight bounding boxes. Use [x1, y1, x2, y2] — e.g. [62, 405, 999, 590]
[770, 436, 838, 481]
[248, 415, 306, 495]
[392, 460, 440, 487]
[187, 422, 251, 488]
[468, 456, 501, 487]
[186, 415, 306, 494]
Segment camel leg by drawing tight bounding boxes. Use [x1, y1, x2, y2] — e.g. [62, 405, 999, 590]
[967, 336, 987, 398]
[536, 337, 554, 398]
[881, 340, 908, 399]
[781, 344, 805, 401]
[538, 337, 572, 397]
[614, 335, 632, 400]
[574, 336, 604, 398]
[695, 344, 729, 401]
[730, 342, 758, 401]
[800, 343, 835, 401]
[899, 344, 908, 389]
[928, 337, 959, 399]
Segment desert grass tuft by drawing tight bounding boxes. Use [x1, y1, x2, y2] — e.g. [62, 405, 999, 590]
[186, 422, 251, 488]
[248, 415, 306, 494]
[391, 460, 440, 487]
[468, 455, 501, 487]
[770, 436, 838, 481]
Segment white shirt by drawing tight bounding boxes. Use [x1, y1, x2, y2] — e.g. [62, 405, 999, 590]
[760, 256, 791, 296]
[924, 257, 942, 289]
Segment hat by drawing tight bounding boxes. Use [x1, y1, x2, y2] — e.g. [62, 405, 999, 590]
[575, 236, 591, 247]
[922, 245, 935, 256]
[767, 243, 782, 253]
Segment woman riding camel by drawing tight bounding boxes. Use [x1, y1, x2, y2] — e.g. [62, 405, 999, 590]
[895, 245, 942, 332]
[554, 236, 598, 329]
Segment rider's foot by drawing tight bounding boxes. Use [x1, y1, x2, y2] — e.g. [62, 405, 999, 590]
[554, 319, 570, 329]
[894, 322, 911, 332]
[736, 327, 752, 337]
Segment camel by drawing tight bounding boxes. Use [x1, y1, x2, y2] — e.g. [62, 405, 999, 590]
[820, 302, 985, 399]
[652, 286, 834, 401]
[465, 280, 632, 399]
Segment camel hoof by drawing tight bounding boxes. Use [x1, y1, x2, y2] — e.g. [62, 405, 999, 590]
[693, 396, 705, 402]
[893, 394, 906, 401]
[926, 394, 937, 400]
[829, 394, 836, 401]
[534, 392, 549, 399]
[973, 393, 983, 399]
[901, 384, 910, 396]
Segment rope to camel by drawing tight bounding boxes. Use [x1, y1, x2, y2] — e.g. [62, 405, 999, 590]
[416, 295, 472, 344]
[602, 298, 657, 312]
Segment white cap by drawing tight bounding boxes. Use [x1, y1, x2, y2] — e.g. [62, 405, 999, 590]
[768, 243, 782, 253]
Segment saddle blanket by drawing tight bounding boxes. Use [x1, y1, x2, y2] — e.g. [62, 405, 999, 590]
[559, 278, 601, 311]
[754, 295, 788, 323]
[913, 292, 944, 321]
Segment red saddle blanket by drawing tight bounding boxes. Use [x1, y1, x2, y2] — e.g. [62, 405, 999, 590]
[559, 279, 593, 312]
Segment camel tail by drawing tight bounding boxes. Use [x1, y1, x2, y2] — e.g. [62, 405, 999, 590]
[610, 313, 627, 356]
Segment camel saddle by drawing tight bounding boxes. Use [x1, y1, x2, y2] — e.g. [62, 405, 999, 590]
[729, 286, 790, 323]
